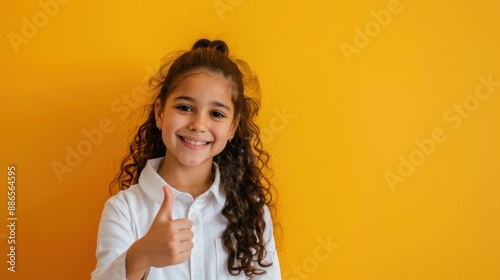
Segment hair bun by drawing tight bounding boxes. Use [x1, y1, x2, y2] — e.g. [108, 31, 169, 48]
[192, 38, 229, 55]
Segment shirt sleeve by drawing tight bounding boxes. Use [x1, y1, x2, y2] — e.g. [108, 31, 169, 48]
[91, 199, 149, 280]
[254, 206, 282, 280]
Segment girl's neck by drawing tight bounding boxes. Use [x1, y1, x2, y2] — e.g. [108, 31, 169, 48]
[157, 156, 214, 199]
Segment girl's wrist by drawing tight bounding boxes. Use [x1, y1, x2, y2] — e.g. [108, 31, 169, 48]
[126, 240, 150, 279]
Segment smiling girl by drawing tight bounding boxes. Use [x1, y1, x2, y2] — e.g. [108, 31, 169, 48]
[91, 39, 281, 279]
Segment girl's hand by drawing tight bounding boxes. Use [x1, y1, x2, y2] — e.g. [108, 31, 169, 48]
[126, 186, 193, 278]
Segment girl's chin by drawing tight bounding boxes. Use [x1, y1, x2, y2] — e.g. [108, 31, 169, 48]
[176, 157, 213, 168]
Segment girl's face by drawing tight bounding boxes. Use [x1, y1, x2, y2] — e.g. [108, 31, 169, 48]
[155, 70, 239, 168]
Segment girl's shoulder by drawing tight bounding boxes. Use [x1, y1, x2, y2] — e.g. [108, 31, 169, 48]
[103, 183, 146, 213]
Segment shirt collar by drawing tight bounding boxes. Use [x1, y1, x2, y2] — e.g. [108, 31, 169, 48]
[138, 157, 225, 207]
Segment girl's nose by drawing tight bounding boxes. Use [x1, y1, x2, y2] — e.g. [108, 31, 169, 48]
[188, 113, 208, 132]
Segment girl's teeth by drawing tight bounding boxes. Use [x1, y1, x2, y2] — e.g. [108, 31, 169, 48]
[183, 137, 207, 146]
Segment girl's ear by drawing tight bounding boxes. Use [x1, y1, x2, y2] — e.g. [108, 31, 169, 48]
[229, 116, 240, 139]
[154, 98, 164, 125]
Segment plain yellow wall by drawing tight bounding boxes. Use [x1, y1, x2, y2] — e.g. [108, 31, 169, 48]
[1, 0, 499, 279]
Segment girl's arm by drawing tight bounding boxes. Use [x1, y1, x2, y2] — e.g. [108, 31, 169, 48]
[92, 186, 193, 280]
[91, 200, 142, 280]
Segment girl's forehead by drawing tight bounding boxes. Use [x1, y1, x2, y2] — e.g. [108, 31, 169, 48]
[168, 71, 235, 104]
[169, 70, 235, 98]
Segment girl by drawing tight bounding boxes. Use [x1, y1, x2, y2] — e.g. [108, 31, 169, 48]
[92, 39, 281, 279]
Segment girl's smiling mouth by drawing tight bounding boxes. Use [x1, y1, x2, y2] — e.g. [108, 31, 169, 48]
[179, 136, 211, 147]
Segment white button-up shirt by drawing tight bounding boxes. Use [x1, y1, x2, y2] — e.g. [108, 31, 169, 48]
[91, 157, 281, 280]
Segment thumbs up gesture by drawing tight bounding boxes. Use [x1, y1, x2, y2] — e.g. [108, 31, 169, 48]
[126, 186, 194, 277]
[149, 185, 194, 265]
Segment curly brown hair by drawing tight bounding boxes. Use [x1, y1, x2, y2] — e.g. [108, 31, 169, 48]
[109, 38, 278, 277]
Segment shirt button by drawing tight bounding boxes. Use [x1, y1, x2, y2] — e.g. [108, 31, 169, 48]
[192, 219, 199, 225]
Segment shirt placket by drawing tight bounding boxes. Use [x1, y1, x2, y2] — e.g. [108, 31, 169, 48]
[188, 200, 204, 279]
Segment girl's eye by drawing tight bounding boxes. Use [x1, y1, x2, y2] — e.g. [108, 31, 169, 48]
[176, 105, 193, 112]
[210, 111, 226, 118]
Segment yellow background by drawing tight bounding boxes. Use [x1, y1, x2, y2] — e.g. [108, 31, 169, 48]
[1, 0, 499, 279]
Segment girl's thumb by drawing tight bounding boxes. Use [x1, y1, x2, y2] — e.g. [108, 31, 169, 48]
[156, 185, 173, 221]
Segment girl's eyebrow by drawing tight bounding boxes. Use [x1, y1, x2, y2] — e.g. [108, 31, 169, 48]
[173, 95, 231, 111]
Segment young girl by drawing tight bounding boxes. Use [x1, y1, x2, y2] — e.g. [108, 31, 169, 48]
[91, 39, 281, 279]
